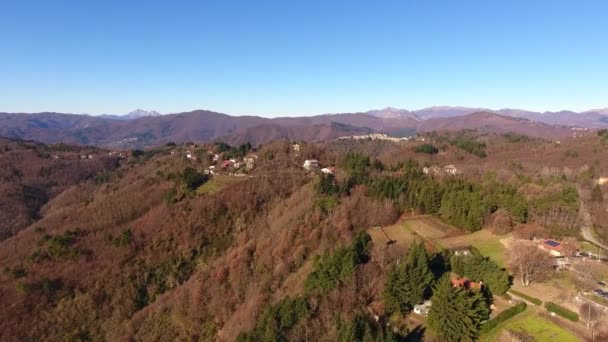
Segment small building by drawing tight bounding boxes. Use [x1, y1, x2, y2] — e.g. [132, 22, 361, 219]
[212, 154, 219, 162]
[244, 155, 257, 170]
[321, 167, 335, 175]
[538, 239, 563, 257]
[451, 247, 472, 257]
[598, 177, 608, 185]
[413, 300, 432, 316]
[444, 165, 458, 175]
[293, 143, 300, 152]
[303, 159, 319, 170]
[451, 276, 482, 290]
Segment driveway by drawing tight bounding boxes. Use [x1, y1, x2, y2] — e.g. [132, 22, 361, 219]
[579, 200, 608, 251]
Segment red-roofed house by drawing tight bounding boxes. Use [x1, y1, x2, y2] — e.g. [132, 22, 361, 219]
[451, 276, 482, 290]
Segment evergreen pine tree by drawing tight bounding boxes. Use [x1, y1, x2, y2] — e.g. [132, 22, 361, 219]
[428, 276, 490, 341]
[383, 242, 433, 314]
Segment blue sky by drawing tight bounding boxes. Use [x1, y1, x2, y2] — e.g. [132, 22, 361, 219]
[1, 1, 607, 116]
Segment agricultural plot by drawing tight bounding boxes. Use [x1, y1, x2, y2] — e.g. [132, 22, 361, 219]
[436, 229, 509, 267]
[367, 222, 418, 251]
[195, 175, 247, 195]
[480, 310, 580, 342]
[403, 216, 463, 240]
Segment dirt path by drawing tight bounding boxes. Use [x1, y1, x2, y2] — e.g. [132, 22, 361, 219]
[579, 200, 608, 250]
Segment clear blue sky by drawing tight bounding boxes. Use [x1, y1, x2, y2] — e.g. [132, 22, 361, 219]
[1, 0, 607, 116]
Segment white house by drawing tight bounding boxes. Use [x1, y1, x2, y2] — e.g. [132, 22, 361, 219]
[321, 167, 335, 174]
[303, 159, 319, 170]
[413, 301, 432, 316]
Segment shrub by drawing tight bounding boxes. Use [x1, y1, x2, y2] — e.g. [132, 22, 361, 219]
[30, 229, 85, 262]
[132, 149, 145, 158]
[164, 188, 177, 205]
[544, 302, 579, 322]
[2, 266, 26, 279]
[315, 196, 338, 214]
[106, 228, 134, 247]
[415, 144, 439, 155]
[509, 290, 542, 305]
[480, 302, 526, 334]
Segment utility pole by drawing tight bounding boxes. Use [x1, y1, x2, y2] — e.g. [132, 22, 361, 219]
[588, 302, 591, 329]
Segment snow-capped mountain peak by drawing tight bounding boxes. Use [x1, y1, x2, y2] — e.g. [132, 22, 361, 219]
[125, 109, 162, 119]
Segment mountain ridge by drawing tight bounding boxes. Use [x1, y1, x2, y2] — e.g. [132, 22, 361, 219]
[0, 107, 600, 148]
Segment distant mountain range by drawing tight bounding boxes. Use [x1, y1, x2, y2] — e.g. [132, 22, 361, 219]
[0, 106, 604, 148]
[365, 106, 608, 128]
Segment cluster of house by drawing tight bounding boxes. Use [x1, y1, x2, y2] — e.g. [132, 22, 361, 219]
[422, 165, 458, 176]
[79, 154, 94, 160]
[107, 151, 125, 158]
[337, 133, 410, 143]
[303, 159, 334, 174]
[204, 154, 257, 176]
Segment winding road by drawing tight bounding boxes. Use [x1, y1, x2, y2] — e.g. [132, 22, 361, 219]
[579, 200, 608, 251]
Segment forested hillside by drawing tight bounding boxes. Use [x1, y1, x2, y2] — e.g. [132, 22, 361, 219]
[0, 138, 120, 240]
[0, 132, 607, 340]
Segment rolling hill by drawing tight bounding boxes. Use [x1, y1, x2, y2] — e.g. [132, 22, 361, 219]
[0, 108, 593, 148]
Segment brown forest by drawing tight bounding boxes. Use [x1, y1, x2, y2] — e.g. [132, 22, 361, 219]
[0, 132, 607, 341]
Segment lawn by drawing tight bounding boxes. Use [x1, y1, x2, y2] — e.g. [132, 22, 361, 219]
[480, 310, 580, 342]
[437, 230, 509, 267]
[580, 241, 601, 258]
[195, 175, 247, 195]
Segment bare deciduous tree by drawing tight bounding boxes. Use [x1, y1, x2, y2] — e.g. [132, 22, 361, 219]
[579, 302, 604, 330]
[508, 241, 554, 287]
[490, 209, 514, 235]
[561, 237, 578, 261]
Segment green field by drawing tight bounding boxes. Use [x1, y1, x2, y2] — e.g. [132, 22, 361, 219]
[437, 230, 508, 267]
[196, 175, 247, 195]
[480, 310, 580, 342]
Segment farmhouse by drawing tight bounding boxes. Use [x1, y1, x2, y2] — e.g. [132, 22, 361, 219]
[538, 239, 564, 257]
[292, 143, 300, 152]
[303, 159, 319, 170]
[321, 167, 335, 174]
